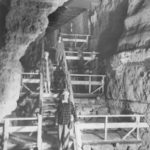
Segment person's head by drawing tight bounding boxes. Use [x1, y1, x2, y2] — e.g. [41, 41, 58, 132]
[44, 51, 49, 59]
[61, 89, 69, 103]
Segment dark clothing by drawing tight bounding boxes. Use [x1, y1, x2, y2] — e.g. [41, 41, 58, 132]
[56, 101, 77, 125]
[56, 42, 65, 65]
[53, 67, 66, 90]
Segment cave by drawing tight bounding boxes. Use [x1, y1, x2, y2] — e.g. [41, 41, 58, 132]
[0, 0, 150, 150]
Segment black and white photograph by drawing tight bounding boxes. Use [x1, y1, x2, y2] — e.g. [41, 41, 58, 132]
[0, 0, 150, 150]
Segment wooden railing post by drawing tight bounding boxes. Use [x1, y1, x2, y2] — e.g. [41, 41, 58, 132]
[89, 76, 91, 93]
[3, 119, 9, 150]
[136, 115, 140, 140]
[75, 123, 82, 150]
[104, 116, 108, 141]
[37, 114, 42, 150]
[101, 76, 104, 93]
[75, 34, 77, 48]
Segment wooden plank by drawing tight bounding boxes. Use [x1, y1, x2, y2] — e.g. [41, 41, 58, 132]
[37, 114, 42, 150]
[70, 74, 105, 77]
[3, 119, 9, 150]
[63, 38, 88, 43]
[5, 117, 37, 121]
[22, 73, 39, 75]
[65, 51, 99, 55]
[66, 56, 94, 61]
[104, 116, 108, 140]
[78, 114, 144, 118]
[71, 80, 102, 85]
[61, 33, 90, 37]
[78, 122, 149, 130]
[22, 79, 40, 83]
[82, 140, 142, 145]
[9, 126, 38, 133]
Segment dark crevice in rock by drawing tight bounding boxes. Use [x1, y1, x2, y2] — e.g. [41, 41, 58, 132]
[96, 0, 128, 58]
[0, 0, 10, 49]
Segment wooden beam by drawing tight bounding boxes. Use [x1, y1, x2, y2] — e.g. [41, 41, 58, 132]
[104, 116, 108, 141]
[78, 114, 144, 118]
[66, 56, 94, 61]
[5, 117, 37, 121]
[22, 79, 40, 83]
[71, 80, 102, 85]
[78, 122, 149, 130]
[37, 114, 42, 150]
[63, 38, 88, 43]
[122, 127, 136, 140]
[61, 33, 90, 37]
[22, 73, 39, 75]
[70, 74, 105, 77]
[82, 140, 142, 145]
[9, 126, 38, 133]
[3, 119, 9, 150]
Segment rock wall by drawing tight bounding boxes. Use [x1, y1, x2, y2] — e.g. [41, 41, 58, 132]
[0, 0, 68, 121]
[105, 0, 150, 117]
[90, 0, 150, 149]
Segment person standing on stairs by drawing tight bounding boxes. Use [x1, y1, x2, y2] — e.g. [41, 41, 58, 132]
[41, 51, 53, 94]
[55, 89, 77, 150]
[56, 36, 65, 66]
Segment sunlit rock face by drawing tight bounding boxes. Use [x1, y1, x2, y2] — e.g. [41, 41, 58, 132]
[96, 1, 150, 148]
[106, 50, 150, 113]
[0, 0, 68, 121]
[105, 0, 150, 115]
[118, 0, 150, 52]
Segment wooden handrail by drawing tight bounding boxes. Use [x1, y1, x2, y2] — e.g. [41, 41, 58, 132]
[70, 74, 105, 77]
[61, 33, 91, 37]
[75, 114, 149, 148]
[78, 114, 145, 118]
[22, 72, 39, 75]
[65, 51, 99, 55]
[4, 117, 37, 121]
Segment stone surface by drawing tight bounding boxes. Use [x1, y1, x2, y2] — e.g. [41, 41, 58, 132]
[89, 0, 150, 148]
[0, 0, 68, 121]
[118, 0, 150, 51]
[89, 0, 128, 56]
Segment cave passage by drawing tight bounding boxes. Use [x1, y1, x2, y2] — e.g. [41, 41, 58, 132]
[0, 0, 150, 150]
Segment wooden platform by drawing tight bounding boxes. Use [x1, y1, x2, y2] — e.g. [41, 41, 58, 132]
[75, 115, 149, 149]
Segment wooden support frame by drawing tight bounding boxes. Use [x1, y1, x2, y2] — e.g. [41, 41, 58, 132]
[65, 51, 99, 61]
[3, 119, 9, 150]
[76, 115, 149, 147]
[22, 83, 36, 94]
[37, 114, 42, 150]
[61, 33, 90, 44]
[22, 73, 40, 84]
[70, 74, 105, 94]
[2, 116, 42, 150]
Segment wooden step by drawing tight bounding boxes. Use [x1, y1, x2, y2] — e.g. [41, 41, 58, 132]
[43, 109, 56, 114]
